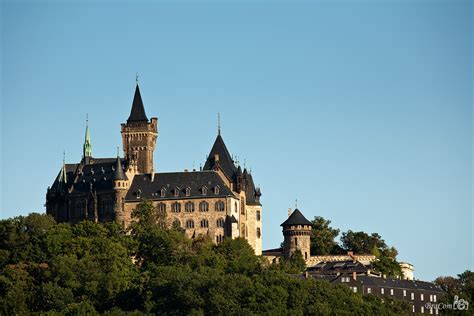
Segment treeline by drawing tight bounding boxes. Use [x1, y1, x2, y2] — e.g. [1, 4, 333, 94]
[0, 201, 410, 315]
[309, 216, 402, 277]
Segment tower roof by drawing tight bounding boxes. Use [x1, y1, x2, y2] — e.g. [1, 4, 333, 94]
[83, 117, 92, 158]
[112, 155, 127, 181]
[203, 134, 238, 180]
[127, 84, 148, 122]
[281, 209, 313, 227]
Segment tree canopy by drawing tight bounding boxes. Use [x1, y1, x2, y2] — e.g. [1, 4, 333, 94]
[0, 205, 412, 315]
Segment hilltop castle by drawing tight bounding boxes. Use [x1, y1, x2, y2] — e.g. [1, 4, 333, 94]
[46, 84, 263, 254]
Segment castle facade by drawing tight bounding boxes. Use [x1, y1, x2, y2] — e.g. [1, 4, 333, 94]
[46, 84, 263, 254]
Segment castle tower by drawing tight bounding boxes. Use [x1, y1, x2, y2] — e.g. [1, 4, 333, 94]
[281, 208, 313, 261]
[112, 152, 129, 227]
[121, 84, 158, 174]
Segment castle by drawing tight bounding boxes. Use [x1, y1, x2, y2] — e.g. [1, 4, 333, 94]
[46, 84, 263, 255]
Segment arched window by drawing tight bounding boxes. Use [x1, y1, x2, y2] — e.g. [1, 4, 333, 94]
[185, 201, 195, 212]
[214, 185, 220, 195]
[160, 188, 166, 198]
[172, 202, 181, 213]
[256, 210, 261, 221]
[186, 187, 191, 197]
[172, 219, 181, 228]
[216, 218, 225, 228]
[158, 202, 166, 213]
[186, 219, 194, 229]
[257, 227, 261, 238]
[215, 201, 225, 212]
[174, 187, 180, 197]
[201, 219, 209, 228]
[234, 202, 238, 213]
[199, 201, 209, 212]
[201, 186, 207, 195]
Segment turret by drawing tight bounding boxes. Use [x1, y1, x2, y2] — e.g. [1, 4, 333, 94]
[281, 208, 312, 261]
[121, 83, 158, 174]
[83, 116, 92, 164]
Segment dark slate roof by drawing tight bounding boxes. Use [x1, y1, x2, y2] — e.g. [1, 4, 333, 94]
[125, 170, 234, 201]
[112, 156, 127, 181]
[127, 84, 148, 122]
[203, 134, 238, 181]
[262, 247, 283, 256]
[50, 163, 79, 192]
[308, 260, 371, 274]
[356, 275, 444, 293]
[243, 171, 261, 206]
[70, 158, 127, 193]
[281, 209, 313, 227]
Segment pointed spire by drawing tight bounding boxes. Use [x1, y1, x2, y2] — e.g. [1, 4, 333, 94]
[203, 133, 238, 180]
[127, 84, 149, 122]
[61, 150, 67, 183]
[113, 148, 127, 181]
[83, 115, 92, 158]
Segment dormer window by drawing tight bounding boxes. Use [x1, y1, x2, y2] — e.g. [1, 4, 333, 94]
[136, 189, 142, 199]
[160, 188, 166, 198]
[201, 186, 207, 195]
[214, 186, 220, 195]
[174, 187, 180, 197]
[186, 187, 191, 197]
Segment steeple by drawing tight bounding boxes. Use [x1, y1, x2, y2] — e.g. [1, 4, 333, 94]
[112, 149, 127, 181]
[52, 151, 67, 192]
[83, 115, 92, 162]
[127, 84, 148, 122]
[203, 133, 238, 181]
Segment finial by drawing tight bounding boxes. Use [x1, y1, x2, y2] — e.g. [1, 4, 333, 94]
[295, 198, 298, 209]
[136, 72, 139, 85]
[117, 146, 120, 157]
[193, 161, 195, 171]
[217, 112, 221, 135]
[63, 150, 65, 164]
[244, 159, 246, 169]
[86, 114, 88, 126]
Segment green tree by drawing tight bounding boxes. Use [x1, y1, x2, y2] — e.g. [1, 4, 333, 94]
[310, 216, 343, 255]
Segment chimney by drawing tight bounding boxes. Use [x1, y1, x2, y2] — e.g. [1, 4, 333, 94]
[352, 271, 357, 281]
[348, 251, 356, 263]
[288, 208, 292, 217]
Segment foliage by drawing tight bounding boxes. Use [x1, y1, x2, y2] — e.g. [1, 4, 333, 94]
[0, 207, 411, 315]
[310, 216, 343, 255]
[435, 270, 473, 315]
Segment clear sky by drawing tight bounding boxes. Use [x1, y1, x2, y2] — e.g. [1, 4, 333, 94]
[1, 0, 472, 281]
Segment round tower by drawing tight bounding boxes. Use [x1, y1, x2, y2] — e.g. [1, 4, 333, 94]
[281, 208, 313, 261]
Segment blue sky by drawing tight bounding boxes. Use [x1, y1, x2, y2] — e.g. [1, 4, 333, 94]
[1, 0, 472, 281]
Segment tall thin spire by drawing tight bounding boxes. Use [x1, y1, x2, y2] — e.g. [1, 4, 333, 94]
[60, 150, 67, 184]
[83, 115, 92, 158]
[217, 112, 221, 135]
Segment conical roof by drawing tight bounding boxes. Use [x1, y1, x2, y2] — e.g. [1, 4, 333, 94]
[203, 134, 238, 180]
[112, 156, 127, 181]
[127, 84, 148, 122]
[281, 209, 313, 227]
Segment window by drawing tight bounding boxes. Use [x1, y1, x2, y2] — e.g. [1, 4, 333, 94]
[172, 202, 181, 213]
[185, 219, 194, 228]
[136, 189, 141, 199]
[186, 187, 191, 197]
[160, 188, 166, 198]
[403, 290, 406, 297]
[411, 293, 414, 300]
[172, 219, 181, 228]
[216, 234, 224, 243]
[217, 218, 225, 228]
[381, 288, 384, 295]
[241, 198, 245, 214]
[390, 289, 394, 296]
[295, 237, 298, 246]
[413, 305, 415, 313]
[201, 186, 207, 195]
[158, 203, 166, 213]
[174, 187, 179, 197]
[430, 307, 433, 314]
[367, 288, 371, 294]
[256, 210, 261, 221]
[185, 201, 195, 212]
[214, 186, 220, 195]
[215, 201, 225, 212]
[234, 202, 237, 213]
[201, 219, 209, 228]
[421, 293, 424, 301]
[429, 295, 433, 302]
[421, 306, 424, 314]
[257, 228, 261, 238]
[199, 201, 209, 212]
[433, 295, 437, 302]
[352, 287, 357, 293]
